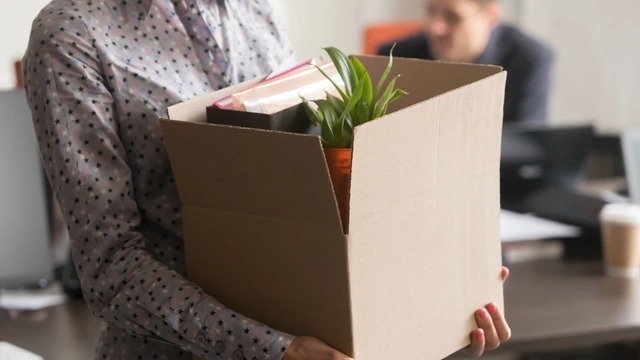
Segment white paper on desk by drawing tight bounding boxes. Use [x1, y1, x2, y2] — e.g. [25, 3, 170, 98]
[500, 209, 582, 242]
[0, 342, 43, 360]
[0, 283, 67, 311]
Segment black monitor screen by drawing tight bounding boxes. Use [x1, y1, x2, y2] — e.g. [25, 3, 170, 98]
[500, 123, 595, 209]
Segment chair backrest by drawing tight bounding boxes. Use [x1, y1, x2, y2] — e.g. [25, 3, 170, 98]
[363, 20, 425, 55]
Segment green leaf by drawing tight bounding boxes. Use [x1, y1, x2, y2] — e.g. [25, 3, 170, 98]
[389, 89, 409, 104]
[337, 115, 347, 147]
[312, 64, 348, 102]
[321, 117, 334, 147]
[374, 43, 396, 99]
[325, 92, 355, 131]
[350, 57, 373, 105]
[325, 92, 346, 114]
[323, 46, 357, 96]
[315, 96, 354, 148]
[300, 96, 323, 126]
[314, 99, 335, 124]
[339, 71, 365, 123]
[340, 123, 353, 148]
[355, 98, 369, 126]
[344, 113, 354, 132]
[315, 99, 337, 147]
[334, 116, 353, 148]
[373, 75, 400, 119]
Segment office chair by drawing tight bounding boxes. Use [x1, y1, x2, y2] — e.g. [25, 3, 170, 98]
[362, 20, 424, 55]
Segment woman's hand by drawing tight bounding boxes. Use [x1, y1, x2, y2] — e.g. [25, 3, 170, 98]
[466, 267, 512, 357]
[283, 336, 353, 360]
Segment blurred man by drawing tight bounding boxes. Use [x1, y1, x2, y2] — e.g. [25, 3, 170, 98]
[378, 0, 554, 124]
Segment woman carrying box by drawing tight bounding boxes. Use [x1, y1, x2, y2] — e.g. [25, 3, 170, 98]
[20, 0, 511, 359]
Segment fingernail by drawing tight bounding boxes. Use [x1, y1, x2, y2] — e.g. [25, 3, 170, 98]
[487, 303, 498, 314]
[479, 309, 489, 320]
[476, 331, 484, 341]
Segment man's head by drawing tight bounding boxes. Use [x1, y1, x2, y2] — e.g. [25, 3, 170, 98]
[423, 0, 502, 63]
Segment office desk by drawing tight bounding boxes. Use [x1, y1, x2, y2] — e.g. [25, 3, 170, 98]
[2, 260, 640, 360]
[450, 259, 640, 358]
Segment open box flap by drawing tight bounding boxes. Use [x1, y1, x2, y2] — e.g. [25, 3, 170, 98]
[346, 59, 506, 229]
[159, 120, 343, 230]
[346, 65, 507, 358]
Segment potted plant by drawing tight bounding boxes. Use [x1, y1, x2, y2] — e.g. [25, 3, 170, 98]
[300, 45, 408, 233]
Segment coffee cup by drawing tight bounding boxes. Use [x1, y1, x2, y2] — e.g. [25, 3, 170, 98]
[600, 203, 640, 278]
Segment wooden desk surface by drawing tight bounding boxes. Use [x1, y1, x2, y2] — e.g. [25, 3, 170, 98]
[451, 259, 640, 358]
[500, 259, 640, 353]
[2, 260, 640, 359]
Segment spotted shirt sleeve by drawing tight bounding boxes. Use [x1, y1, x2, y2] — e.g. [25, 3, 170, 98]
[22, 11, 295, 360]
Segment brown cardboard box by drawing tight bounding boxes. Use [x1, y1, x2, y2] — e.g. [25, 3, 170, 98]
[160, 55, 507, 360]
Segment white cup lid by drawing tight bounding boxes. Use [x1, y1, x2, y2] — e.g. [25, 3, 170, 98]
[600, 203, 640, 225]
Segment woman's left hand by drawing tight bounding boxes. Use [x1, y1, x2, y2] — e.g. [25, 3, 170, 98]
[466, 267, 512, 357]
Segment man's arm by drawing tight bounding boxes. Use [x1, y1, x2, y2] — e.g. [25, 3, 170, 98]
[22, 11, 294, 360]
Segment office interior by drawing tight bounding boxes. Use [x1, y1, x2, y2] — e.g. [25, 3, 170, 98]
[1, 0, 639, 359]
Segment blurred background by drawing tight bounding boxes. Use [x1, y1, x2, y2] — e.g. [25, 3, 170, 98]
[4, 0, 639, 133]
[2, 0, 640, 359]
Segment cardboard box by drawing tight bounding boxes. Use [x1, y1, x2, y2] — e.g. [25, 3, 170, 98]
[160, 55, 507, 359]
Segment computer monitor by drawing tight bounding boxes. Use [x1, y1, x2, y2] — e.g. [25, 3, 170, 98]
[500, 123, 596, 211]
[0, 89, 54, 289]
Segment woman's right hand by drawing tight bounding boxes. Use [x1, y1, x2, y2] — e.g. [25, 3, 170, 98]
[283, 336, 353, 360]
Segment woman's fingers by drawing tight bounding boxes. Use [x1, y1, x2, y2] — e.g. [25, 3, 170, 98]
[487, 302, 511, 342]
[467, 329, 485, 357]
[466, 267, 511, 357]
[475, 307, 500, 350]
[501, 266, 510, 282]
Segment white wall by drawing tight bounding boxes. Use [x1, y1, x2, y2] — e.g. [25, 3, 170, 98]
[0, 0, 51, 90]
[272, 0, 521, 65]
[500, 0, 522, 24]
[271, 0, 365, 62]
[271, 0, 426, 62]
[519, 0, 640, 134]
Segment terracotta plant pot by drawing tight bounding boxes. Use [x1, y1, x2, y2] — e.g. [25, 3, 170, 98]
[323, 147, 352, 233]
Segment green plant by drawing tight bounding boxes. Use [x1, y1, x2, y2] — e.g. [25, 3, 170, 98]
[300, 44, 408, 149]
